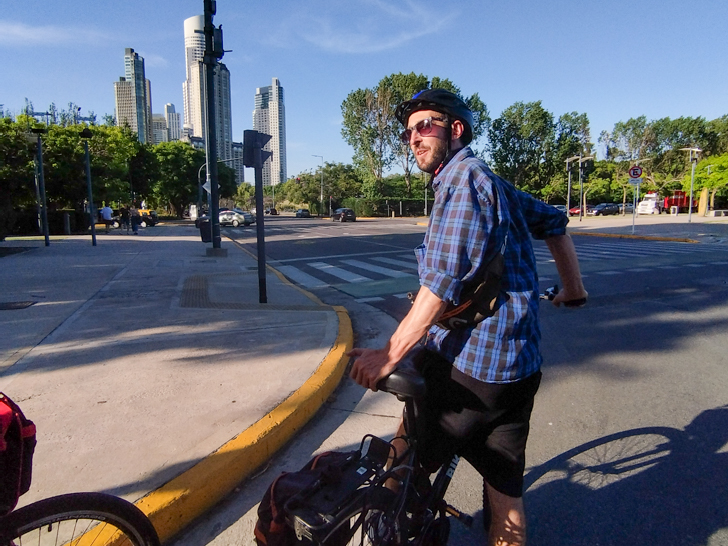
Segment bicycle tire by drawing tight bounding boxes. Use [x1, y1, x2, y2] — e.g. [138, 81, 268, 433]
[0, 492, 160, 546]
[524, 426, 683, 492]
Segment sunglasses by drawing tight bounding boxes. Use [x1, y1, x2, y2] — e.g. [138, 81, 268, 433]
[400, 116, 448, 144]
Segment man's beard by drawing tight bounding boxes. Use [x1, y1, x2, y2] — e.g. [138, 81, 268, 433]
[414, 138, 449, 174]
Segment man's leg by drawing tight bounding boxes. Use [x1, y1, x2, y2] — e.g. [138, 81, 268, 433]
[485, 482, 526, 546]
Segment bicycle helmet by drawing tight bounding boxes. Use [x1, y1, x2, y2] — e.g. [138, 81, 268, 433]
[395, 88, 474, 145]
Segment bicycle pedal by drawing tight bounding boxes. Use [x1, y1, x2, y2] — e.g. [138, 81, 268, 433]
[445, 504, 473, 527]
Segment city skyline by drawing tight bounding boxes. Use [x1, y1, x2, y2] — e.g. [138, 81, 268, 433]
[2, 0, 727, 179]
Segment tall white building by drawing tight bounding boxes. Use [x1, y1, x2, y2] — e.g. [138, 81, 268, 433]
[165, 103, 181, 141]
[182, 15, 233, 165]
[114, 48, 152, 143]
[253, 77, 287, 187]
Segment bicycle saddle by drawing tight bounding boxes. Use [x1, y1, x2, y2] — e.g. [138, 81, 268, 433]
[377, 360, 426, 399]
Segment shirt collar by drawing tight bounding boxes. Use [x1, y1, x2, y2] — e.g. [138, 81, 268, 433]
[431, 146, 474, 191]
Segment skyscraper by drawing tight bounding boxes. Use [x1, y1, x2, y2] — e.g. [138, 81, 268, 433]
[152, 114, 168, 145]
[182, 16, 233, 165]
[114, 48, 152, 143]
[253, 77, 287, 187]
[165, 103, 181, 141]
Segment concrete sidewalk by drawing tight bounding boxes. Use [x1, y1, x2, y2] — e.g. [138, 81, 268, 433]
[0, 223, 352, 543]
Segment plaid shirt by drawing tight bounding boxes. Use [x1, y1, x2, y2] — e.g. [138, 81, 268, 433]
[417, 147, 567, 383]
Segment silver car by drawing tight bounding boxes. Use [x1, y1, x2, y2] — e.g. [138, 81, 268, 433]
[219, 209, 252, 227]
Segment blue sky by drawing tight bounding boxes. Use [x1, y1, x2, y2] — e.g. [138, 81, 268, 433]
[2, 0, 726, 178]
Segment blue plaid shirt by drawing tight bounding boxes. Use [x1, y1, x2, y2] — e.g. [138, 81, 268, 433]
[417, 147, 568, 383]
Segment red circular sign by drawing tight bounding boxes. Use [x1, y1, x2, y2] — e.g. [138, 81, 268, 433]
[629, 166, 643, 178]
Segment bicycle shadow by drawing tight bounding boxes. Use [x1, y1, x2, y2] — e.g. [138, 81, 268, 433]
[523, 405, 728, 545]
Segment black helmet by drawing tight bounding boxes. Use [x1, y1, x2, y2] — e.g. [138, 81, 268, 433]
[395, 88, 474, 145]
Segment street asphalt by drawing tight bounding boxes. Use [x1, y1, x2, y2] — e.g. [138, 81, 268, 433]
[1, 211, 727, 544]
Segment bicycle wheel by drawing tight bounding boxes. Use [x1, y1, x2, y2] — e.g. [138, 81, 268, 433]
[524, 426, 683, 492]
[0, 492, 160, 546]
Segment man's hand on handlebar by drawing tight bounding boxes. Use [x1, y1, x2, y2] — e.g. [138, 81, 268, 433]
[347, 347, 398, 392]
[541, 284, 588, 308]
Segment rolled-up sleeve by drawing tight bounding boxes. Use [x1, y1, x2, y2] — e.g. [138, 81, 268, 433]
[516, 189, 568, 239]
[418, 180, 495, 305]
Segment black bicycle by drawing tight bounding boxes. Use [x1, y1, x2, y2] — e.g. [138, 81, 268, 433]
[0, 491, 160, 546]
[283, 348, 472, 546]
[283, 286, 573, 545]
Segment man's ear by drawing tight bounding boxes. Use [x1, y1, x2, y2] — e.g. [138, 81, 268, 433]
[450, 119, 465, 143]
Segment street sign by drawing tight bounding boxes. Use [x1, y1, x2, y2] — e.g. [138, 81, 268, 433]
[629, 165, 643, 178]
[629, 177, 642, 185]
[202, 181, 220, 193]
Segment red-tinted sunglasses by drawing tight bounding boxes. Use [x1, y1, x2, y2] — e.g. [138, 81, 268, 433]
[400, 116, 448, 144]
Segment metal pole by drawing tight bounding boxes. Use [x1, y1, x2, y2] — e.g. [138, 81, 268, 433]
[254, 138, 267, 303]
[203, 1, 221, 249]
[84, 140, 97, 246]
[36, 134, 50, 246]
[566, 161, 572, 213]
[688, 157, 696, 223]
[578, 154, 584, 222]
[197, 163, 205, 215]
[312, 155, 323, 216]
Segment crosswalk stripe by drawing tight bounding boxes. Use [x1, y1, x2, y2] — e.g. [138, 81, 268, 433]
[276, 265, 329, 288]
[372, 257, 419, 269]
[341, 259, 413, 277]
[309, 262, 372, 283]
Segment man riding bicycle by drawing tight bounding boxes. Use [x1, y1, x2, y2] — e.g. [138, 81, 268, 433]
[348, 89, 587, 546]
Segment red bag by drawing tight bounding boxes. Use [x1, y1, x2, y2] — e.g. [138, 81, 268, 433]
[0, 393, 37, 515]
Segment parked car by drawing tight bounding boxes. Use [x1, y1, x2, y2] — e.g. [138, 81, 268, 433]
[569, 204, 594, 216]
[295, 209, 311, 218]
[618, 202, 635, 214]
[136, 209, 158, 227]
[331, 208, 356, 222]
[552, 204, 568, 215]
[220, 209, 252, 227]
[265, 207, 278, 215]
[589, 203, 620, 216]
[232, 208, 256, 224]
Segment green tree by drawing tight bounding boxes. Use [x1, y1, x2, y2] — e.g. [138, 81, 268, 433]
[152, 141, 205, 217]
[489, 101, 555, 193]
[341, 73, 489, 197]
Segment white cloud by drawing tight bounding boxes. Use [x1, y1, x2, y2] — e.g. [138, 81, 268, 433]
[0, 20, 108, 47]
[269, 0, 459, 54]
[140, 53, 169, 68]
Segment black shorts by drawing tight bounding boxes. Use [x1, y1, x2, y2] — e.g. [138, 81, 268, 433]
[415, 350, 541, 498]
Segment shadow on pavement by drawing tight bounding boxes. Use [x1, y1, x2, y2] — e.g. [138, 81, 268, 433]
[524, 406, 728, 545]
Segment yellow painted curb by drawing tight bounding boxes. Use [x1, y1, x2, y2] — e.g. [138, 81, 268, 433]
[134, 235, 354, 543]
[135, 307, 352, 543]
[570, 231, 699, 244]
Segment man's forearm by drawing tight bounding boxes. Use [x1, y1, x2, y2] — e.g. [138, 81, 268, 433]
[386, 285, 447, 362]
[545, 234, 586, 298]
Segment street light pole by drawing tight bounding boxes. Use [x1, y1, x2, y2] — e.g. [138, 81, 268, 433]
[313, 155, 324, 216]
[680, 147, 701, 223]
[80, 128, 97, 246]
[566, 155, 580, 214]
[30, 128, 50, 246]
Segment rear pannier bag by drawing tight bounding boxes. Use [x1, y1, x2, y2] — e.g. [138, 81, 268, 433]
[0, 392, 37, 516]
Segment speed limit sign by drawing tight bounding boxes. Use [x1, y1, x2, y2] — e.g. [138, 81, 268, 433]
[629, 165, 643, 178]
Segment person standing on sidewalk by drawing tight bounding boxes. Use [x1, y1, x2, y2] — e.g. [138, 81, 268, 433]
[130, 206, 141, 235]
[348, 89, 588, 546]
